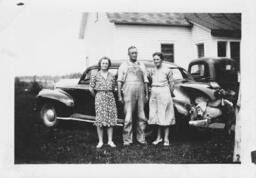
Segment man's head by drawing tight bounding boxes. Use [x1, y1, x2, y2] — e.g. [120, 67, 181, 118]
[128, 46, 138, 62]
[152, 52, 164, 68]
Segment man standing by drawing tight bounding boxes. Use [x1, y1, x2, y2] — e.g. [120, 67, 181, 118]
[117, 46, 149, 146]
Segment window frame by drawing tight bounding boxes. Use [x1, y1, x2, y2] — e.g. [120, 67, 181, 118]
[217, 41, 227, 57]
[161, 43, 175, 62]
[197, 43, 204, 58]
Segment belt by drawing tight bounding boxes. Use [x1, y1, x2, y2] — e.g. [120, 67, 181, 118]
[96, 90, 113, 92]
[125, 81, 144, 83]
[152, 85, 168, 87]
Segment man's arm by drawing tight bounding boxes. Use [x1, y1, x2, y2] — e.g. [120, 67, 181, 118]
[140, 62, 149, 102]
[117, 63, 126, 103]
[144, 82, 149, 103]
[117, 81, 124, 103]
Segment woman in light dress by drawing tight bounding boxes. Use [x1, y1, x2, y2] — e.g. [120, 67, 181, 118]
[89, 57, 118, 148]
[148, 52, 175, 146]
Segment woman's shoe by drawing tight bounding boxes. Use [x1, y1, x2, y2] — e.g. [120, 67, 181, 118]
[96, 142, 104, 148]
[107, 141, 116, 148]
[163, 140, 170, 146]
[152, 138, 163, 145]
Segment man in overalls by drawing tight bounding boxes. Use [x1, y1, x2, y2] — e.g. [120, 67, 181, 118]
[117, 46, 149, 146]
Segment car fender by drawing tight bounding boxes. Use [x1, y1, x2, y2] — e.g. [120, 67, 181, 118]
[37, 88, 74, 107]
[173, 101, 189, 116]
[180, 83, 216, 100]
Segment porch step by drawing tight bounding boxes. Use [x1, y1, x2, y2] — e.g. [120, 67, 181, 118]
[56, 113, 124, 126]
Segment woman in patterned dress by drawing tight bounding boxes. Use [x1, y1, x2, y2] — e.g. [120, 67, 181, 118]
[89, 57, 118, 148]
[148, 52, 175, 146]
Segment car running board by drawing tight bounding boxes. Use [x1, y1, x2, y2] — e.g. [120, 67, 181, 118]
[56, 113, 124, 126]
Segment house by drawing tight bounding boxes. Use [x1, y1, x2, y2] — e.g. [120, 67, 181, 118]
[185, 13, 241, 68]
[80, 13, 241, 69]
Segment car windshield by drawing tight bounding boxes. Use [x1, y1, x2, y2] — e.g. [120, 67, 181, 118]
[79, 68, 118, 84]
[147, 65, 193, 80]
[170, 68, 191, 80]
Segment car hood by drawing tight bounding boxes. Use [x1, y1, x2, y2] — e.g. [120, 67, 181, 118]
[177, 80, 218, 100]
[55, 78, 80, 89]
[180, 80, 212, 88]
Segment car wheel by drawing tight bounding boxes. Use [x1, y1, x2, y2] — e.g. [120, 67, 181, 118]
[40, 104, 58, 127]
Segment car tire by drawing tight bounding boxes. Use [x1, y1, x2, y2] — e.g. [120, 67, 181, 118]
[40, 103, 58, 127]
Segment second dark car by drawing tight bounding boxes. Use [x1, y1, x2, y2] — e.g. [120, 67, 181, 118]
[188, 57, 239, 104]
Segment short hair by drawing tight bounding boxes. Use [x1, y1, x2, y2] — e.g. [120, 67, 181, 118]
[128, 46, 137, 53]
[98, 56, 112, 70]
[152, 52, 164, 60]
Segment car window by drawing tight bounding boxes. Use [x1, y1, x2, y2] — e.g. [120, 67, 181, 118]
[190, 64, 205, 76]
[179, 68, 194, 80]
[79, 69, 98, 84]
[171, 68, 184, 80]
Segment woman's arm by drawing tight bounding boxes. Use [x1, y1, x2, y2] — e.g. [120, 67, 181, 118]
[89, 74, 96, 97]
[167, 69, 175, 94]
[111, 74, 117, 91]
[89, 86, 95, 97]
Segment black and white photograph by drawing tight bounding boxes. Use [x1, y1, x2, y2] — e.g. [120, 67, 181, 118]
[1, 0, 256, 177]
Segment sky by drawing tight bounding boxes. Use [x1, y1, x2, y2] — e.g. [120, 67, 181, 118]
[0, 0, 86, 76]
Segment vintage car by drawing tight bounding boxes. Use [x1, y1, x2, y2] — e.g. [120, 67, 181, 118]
[188, 57, 239, 104]
[36, 60, 233, 132]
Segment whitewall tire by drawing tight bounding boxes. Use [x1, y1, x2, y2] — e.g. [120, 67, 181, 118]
[40, 104, 58, 127]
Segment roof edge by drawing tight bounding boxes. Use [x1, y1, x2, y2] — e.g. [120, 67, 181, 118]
[114, 22, 192, 27]
[211, 29, 241, 38]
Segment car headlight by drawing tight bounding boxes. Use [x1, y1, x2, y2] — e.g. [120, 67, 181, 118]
[209, 82, 220, 88]
[60, 98, 74, 107]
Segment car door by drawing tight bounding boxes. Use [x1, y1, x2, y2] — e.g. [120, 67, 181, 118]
[67, 68, 97, 116]
[74, 67, 125, 119]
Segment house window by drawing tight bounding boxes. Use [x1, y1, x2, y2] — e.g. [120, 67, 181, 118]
[218, 41, 227, 57]
[197, 43, 204, 58]
[161, 44, 174, 62]
[230, 42, 240, 60]
[230, 41, 240, 71]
